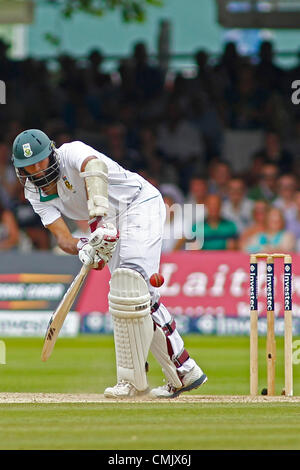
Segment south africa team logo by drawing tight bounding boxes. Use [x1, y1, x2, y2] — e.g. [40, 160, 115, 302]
[22, 143, 33, 158]
[63, 176, 74, 191]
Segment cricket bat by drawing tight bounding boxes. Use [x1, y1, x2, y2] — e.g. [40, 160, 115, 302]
[41, 263, 91, 361]
[41, 217, 102, 362]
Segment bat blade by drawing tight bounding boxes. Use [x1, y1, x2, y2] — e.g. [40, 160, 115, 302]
[41, 264, 90, 362]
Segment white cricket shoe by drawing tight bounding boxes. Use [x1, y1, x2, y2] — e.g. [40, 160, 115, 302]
[104, 380, 147, 398]
[149, 365, 207, 399]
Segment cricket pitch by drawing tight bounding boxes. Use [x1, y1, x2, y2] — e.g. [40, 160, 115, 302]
[0, 393, 300, 403]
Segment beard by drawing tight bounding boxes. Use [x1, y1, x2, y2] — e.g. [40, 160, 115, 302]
[24, 152, 60, 190]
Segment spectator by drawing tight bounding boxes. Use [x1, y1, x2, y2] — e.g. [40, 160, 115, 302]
[168, 73, 189, 114]
[191, 49, 216, 99]
[161, 194, 185, 253]
[157, 101, 205, 191]
[13, 186, 50, 250]
[170, 176, 207, 251]
[224, 65, 266, 130]
[244, 207, 295, 253]
[57, 54, 87, 130]
[103, 122, 142, 171]
[188, 194, 238, 250]
[189, 93, 224, 158]
[254, 131, 294, 173]
[239, 200, 269, 251]
[157, 101, 205, 165]
[137, 170, 160, 189]
[273, 174, 298, 223]
[186, 175, 208, 205]
[286, 191, 300, 252]
[221, 178, 253, 234]
[4, 45, 300, 255]
[208, 160, 231, 200]
[0, 200, 19, 250]
[0, 141, 18, 207]
[52, 131, 73, 147]
[130, 41, 164, 101]
[160, 183, 184, 205]
[84, 49, 113, 122]
[214, 41, 242, 86]
[248, 162, 279, 202]
[85, 49, 112, 89]
[0, 39, 10, 78]
[285, 115, 300, 161]
[244, 153, 266, 188]
[119, 102, 140, 149]
[138, 126, 177, 184]
[185, 175, 208, 226]
[255, 41, 284, 94]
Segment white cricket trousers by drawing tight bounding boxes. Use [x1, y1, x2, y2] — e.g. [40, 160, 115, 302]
[108, 183, 195, 374]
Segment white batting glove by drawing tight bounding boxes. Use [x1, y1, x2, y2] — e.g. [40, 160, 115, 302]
[89, 223, 119, 264]
[77, 239, 96, 266]
[77, 223, 119, 267]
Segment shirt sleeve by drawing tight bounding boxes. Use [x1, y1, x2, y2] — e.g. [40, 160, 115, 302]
[63, 141, 101, 173]
[27, 196, 61, 227]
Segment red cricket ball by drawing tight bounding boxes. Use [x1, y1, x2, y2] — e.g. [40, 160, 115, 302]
[150, 273, 164, 287]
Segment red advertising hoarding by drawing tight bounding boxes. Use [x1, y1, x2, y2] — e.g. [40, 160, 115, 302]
[76, 251, 300, 319]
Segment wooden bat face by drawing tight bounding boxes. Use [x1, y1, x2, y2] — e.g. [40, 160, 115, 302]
[41, 216, 103, 362]
[41, 264, 90, 361]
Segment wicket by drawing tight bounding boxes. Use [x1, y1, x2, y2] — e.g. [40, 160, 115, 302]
[249, 253, 293, 397]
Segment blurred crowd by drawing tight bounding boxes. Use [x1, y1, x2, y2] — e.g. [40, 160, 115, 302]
[1, 38, 300, 253]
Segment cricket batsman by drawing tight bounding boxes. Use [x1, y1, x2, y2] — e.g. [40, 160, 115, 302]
[12, 129, 207, 398]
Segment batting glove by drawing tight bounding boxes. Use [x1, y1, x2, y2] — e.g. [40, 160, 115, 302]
[77, 223, 119, 268]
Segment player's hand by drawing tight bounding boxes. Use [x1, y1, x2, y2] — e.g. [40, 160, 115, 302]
[89, 223, 119, 263]
[77, 239, 97, 266]
[77, 223, 119, 267]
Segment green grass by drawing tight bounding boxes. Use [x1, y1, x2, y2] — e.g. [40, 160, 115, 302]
[0, 335, 300, 449]
[1, 403, 300, 450]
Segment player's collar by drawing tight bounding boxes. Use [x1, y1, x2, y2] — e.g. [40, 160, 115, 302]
[38, 188, 59, 202]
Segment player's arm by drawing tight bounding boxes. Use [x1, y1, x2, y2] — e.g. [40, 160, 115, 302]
[79, 155, 119, 266]
[44, 157, 97, 255]
[46, 217, 79, 255]
[80, 156, 109, 219]
[47, 156, 109, 255]
[49, 156, 118, 264]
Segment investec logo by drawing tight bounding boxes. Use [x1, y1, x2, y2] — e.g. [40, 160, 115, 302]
[266, 264, 274, 310]
[249, 264, 257, 310]
[284, 264, 292, 311]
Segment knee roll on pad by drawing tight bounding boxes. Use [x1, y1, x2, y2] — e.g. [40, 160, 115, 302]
[109, 268, 153, 391]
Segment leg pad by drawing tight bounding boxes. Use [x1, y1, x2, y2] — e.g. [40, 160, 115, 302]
[109, 268, 153, 391]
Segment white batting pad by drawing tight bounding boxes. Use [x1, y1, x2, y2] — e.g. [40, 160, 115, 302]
[109, 268, 153, 391]
[150, 325, 182, 388]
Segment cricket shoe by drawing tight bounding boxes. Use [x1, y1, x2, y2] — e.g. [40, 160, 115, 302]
[149, 365, 207, 399]
[104, 380, 148, 398]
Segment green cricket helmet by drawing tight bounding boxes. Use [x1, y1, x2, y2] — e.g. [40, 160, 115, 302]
[12, 129, 60, 191]
[12, 129, 54, 168]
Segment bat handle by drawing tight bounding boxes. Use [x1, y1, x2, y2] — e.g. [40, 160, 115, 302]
[88, 216, 103, 233]
[87, 216, 105, 270]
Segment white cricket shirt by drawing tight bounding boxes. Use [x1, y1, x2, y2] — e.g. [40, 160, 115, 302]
[25, 141, 158, 226]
